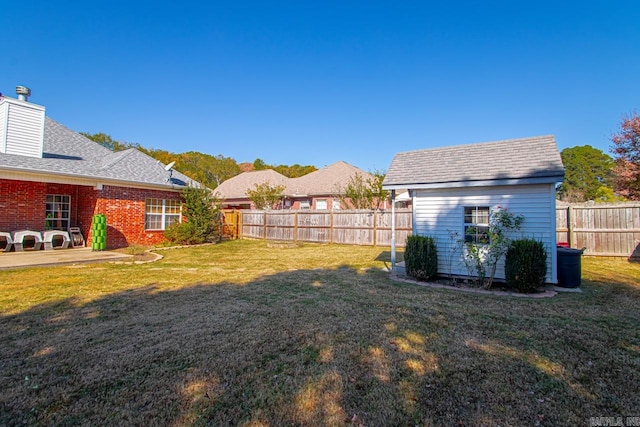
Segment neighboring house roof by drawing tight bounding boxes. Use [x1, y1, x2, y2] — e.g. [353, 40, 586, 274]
[215, 169, 290, 199]
[215, 161, 372, 201]
[289, 161, 370, 196]
[383, 135, 565, 190]
[0, 118, 195, 190]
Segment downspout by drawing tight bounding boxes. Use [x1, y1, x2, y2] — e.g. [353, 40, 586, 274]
[391, 189, 396, 270]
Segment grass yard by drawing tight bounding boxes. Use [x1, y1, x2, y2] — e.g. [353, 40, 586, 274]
[1, 240, 639, 426]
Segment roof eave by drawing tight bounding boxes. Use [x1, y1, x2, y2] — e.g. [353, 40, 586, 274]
[383, 175, 565, 190]
[0, 167, 189, 192]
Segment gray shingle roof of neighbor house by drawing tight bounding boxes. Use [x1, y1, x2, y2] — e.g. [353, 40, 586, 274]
[215, 161, 373, 200]
[383, 135, 565, 189]
[0, 118, 196, 189]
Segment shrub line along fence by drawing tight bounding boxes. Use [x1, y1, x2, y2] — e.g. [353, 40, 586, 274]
[228, 204, 640, 259]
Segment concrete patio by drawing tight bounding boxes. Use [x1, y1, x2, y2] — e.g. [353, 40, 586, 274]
[0, 247, 133, 270]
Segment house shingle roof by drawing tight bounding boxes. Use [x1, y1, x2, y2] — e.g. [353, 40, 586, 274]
[0, 118, 195, 189]
[289, 161, 370, 196]
[214, 170, 290, 199]
[383, 135, 565, 189]
[215, 161, 372, 200]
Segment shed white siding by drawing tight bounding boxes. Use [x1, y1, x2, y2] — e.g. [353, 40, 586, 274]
[0, 97, 45, 158]
[413, 183, 558, 284]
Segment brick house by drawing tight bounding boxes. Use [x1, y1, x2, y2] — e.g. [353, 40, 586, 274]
[0, 89, 197, 249]
[217, 161, 396, 210]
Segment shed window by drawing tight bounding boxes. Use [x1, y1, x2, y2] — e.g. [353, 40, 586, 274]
[464, 206, 490, 244]
[145, 199, 181, 230]
[332, 199, 341, 210]
[299, 200, 310, 210]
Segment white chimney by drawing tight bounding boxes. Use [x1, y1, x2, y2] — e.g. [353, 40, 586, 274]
[0, 87, 45, 158]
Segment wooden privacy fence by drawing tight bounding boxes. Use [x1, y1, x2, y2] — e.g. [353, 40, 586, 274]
[556, 203, 640, 259]
[230, 204, 640, 257]
[240, 209, 413, 247]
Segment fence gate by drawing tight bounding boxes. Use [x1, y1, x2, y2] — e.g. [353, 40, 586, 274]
[221, 209, 242, 240]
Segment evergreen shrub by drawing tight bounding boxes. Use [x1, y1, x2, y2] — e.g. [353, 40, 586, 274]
[405, 235, 438, 281]
[505, 238, 547, 293]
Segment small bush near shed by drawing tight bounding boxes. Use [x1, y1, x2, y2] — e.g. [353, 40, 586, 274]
[405, 235, 438, 281]
[505, 238, 547, 293]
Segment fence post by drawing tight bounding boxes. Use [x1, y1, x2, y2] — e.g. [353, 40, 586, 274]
[568, 205, 575, 248]
[373, 210, 377, 247]
[294, 211, 298, 242]
[330, 211, 334, 244]
[263, 211, 267, 240]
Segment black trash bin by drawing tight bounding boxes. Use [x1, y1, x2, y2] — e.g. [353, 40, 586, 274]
[557, 247, 584, 288]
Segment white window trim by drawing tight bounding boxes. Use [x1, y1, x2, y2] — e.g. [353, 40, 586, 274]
[45, 194, 71, 231]
[315, 199, 328, 210]
[145, 198, 182, 231]
[464, 206, 490, 244]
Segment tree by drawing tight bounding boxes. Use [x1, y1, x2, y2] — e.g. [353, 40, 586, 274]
[593, 186, 626, 203]
[253, 158, 268, 171]
[80, 132, 133, 151]
[178, 152, 241, 188]
[367, 170, 390, 211]
[338, 171, 390, 211]
[246, 182, 286, 210]
[611, 112, 640, 200]
[338, 174, 374, 209]
[164, 187, 222, 244]
[272, 163, 318, 178]
[559, 146, 614, 202]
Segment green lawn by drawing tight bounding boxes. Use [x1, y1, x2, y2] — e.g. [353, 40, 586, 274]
[1, 240, 638, 426]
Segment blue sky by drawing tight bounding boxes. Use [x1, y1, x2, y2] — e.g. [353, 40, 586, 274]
[2, 1, 639, 172]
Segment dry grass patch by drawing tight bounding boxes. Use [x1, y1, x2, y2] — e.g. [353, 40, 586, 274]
[0, 241, 639, 426]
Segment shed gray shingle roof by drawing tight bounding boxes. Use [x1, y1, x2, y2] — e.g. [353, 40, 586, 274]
[0, 118, 195, 189]
[383, 135, 565, 189]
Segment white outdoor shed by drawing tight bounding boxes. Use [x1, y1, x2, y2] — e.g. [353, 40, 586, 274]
[383, 135, 565, 284]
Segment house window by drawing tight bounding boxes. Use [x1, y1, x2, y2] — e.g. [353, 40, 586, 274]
[332, 199, 341, 210]
[45, 195, 71, 230]
[299, 200, 310, 210]
[316, 199, 328, 210]
[464, 206, 490, 244]
[145, 198, 182, 230]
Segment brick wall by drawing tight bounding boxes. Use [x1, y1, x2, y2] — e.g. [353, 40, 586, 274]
[0, 179, 182, 249]
[1, 180, 43, 230]
[91, 185, 182, 248]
